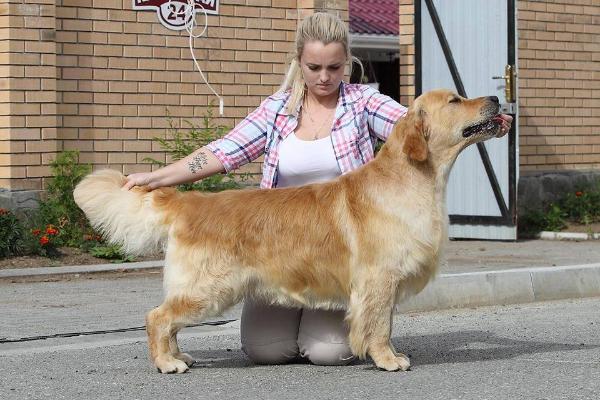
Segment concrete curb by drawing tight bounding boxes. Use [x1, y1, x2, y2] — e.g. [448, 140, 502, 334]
[3, 260, 600, 313]
[397, 263, 600, 313]
[539, 231, 600, 241]
[0, 260, 163, 279]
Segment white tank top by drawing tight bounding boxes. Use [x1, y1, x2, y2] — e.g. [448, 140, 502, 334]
[276, 133, 341, 188]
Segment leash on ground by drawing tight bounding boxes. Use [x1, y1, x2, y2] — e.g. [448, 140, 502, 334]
[0, 319, 237, 344]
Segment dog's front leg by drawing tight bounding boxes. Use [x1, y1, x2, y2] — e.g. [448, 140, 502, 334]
[346, 273, 410, 372]
[169, 330, 196, 367]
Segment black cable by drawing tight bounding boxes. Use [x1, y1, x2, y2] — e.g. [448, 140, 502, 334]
[0, 318, 237, 344]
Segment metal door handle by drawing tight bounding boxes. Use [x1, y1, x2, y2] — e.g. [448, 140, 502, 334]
[492, 65, 516, 103]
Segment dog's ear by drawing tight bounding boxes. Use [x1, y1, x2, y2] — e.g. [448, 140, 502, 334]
[402, 109, 428, 162]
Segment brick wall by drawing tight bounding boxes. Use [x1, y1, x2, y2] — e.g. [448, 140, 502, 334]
[0, 0, 348, 191]
[398, 0, 415, 107]
[518, 0, 600, 172]
[0, 0, 59, 191]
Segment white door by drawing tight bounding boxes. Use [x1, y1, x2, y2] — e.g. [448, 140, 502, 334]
[417, 0, 518, 240]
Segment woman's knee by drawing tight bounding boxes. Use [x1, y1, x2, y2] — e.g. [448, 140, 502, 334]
[241, 340, 300, 365]
[240, 298, 302, 365]
[298, 338, 356, 366]
[298, 309, 356, 366]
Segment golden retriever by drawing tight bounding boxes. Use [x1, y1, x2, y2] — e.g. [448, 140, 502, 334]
[74, 89, 503, 373]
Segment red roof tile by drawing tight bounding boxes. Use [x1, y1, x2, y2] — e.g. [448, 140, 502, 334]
[349, 0, 399, 36]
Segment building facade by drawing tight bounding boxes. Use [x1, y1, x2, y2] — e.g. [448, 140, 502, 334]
[0, 0, 348, 200]
[1, 0, 599, 211]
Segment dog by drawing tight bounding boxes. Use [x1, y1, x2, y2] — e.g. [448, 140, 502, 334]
[74, 89, 503, 373]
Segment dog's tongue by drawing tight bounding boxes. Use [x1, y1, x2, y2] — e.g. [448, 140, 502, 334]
[493, 115, 506, 137]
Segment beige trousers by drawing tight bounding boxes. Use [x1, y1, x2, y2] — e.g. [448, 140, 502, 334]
[240, 298, 356, 366]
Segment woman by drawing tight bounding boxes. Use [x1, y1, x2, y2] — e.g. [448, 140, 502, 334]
[124, 13, 512, 366]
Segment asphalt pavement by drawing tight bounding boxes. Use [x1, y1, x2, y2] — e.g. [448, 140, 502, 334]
[1, 238, 600, 399]
[1, 295, 599, 400]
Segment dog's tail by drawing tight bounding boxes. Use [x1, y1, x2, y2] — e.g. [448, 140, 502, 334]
[74, 169, 177, 256]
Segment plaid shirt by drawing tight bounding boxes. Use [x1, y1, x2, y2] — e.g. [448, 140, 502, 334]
[206, 82, 408, 188]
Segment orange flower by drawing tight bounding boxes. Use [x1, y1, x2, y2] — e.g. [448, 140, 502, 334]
[575, 191, 583, 197]
[39, 236, 50, 246]
[46, 226, 59, 236]
[32, 229, 41, 236]
[0, 208, 7, 215]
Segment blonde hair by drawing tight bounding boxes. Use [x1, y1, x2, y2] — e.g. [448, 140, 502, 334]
[281, 12, 362, 114]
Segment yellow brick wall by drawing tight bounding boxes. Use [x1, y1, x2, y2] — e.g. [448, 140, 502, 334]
[0, 0, 348, 190]
[518, 0, 600, 172]
[398, 0, 415, 107]
[0, 0, 59, 190]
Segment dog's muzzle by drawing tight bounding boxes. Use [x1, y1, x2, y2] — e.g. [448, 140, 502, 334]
[462, 97, 501, 138]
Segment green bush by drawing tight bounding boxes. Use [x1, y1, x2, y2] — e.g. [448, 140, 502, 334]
[144, 108, 249, 192]
[559, 183, 600, 225]
[518, 180, 600, 237]
[35, 150, 93, 247]
[0, 208, 25, 258]
[2, 150, 152, 261]
[518, 204, 567, 238]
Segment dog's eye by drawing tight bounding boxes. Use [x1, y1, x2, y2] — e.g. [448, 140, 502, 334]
[449, 97, 461, 104]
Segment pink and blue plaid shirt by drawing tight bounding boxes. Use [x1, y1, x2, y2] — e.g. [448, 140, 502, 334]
[206, 82, 408, 188]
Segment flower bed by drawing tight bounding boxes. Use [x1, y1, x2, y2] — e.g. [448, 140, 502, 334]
[0, 247, 161, 270]
[519, 183, 600, 238]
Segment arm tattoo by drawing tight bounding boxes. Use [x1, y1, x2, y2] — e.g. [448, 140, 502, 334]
[188, 151, 209, 174]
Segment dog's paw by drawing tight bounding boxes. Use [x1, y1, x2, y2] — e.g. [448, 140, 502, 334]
[373, 353, 401, 371]
[373, 353, 411, 372]
[155, 356, 190, 374]
[395, 353, 411, 371]
[174, 352, 196, 367]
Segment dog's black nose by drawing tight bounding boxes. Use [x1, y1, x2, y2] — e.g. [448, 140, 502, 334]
[488, 96, 499, 104]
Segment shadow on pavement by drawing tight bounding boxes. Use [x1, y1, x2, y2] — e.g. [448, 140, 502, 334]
[183, 330, 596, 370]
[392, 330, 596, 367]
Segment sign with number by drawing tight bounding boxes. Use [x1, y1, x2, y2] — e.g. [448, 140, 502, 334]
[132, 0, 219, 31]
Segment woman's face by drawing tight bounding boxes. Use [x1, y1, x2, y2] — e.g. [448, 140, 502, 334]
[299, 40, 347, 99]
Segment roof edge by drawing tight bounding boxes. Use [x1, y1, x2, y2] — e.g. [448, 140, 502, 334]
[350, 33, 400, 51]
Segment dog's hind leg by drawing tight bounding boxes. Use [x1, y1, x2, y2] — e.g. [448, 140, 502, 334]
[146, 295, 205, 374]
[346, 272, 410, 372]
[146, 266, 247, 374]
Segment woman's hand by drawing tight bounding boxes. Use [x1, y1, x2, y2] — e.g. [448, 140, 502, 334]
[122, 172, 156, 191]
[496, 114, 513, 138]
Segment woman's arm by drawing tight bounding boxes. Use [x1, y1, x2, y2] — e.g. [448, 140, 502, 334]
[364, 88, 408, 141]
[122, 147, 224, 191]
[364, 87, 512, 140]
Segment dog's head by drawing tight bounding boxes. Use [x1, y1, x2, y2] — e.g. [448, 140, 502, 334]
[400, 89, 502, 163]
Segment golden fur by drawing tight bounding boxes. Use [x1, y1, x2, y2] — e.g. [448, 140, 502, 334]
[74, 89, 502, 373]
